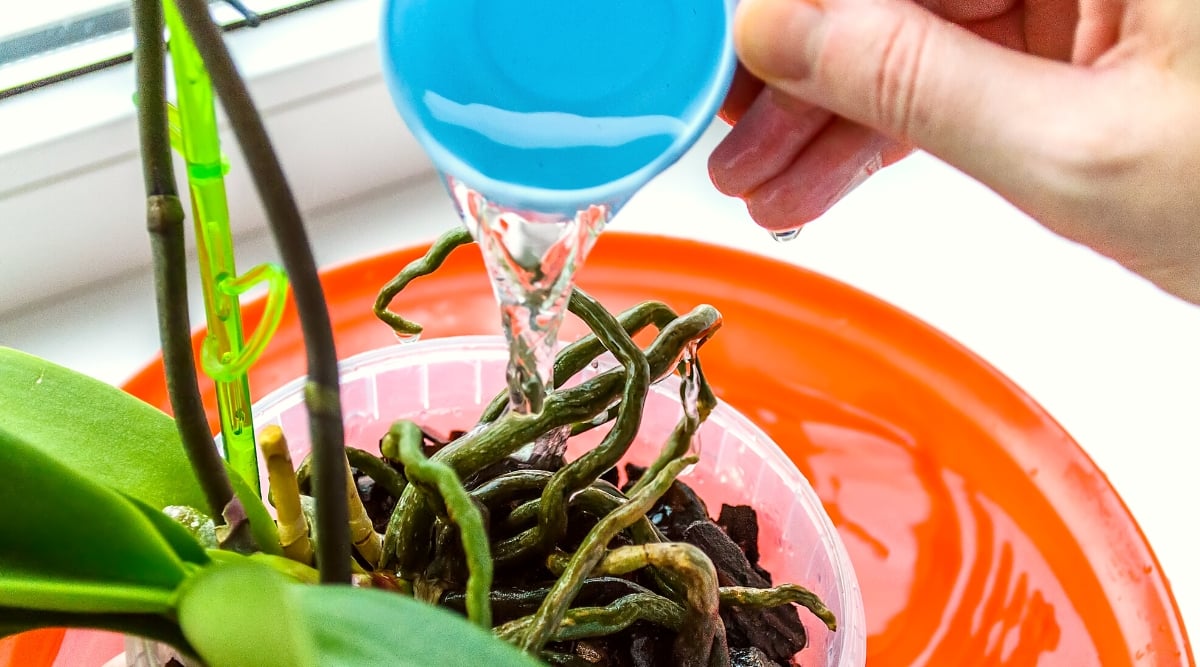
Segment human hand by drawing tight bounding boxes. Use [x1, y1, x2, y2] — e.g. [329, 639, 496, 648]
[708, 0, 1200, 305]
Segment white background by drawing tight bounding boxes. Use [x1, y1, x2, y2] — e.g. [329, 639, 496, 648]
[2, 0, 1198, 655]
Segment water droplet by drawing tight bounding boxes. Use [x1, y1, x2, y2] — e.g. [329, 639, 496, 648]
[679, 457, 699, 477]
[393, 330, 421, 344]
[770, 228, 802, 243]
[590, 406, 616, 427]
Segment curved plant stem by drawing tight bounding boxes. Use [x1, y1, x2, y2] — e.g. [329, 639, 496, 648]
[375, 234, 681, 426]
[383, 420, 493, 628]
[572, 542, 728, 666]
[381, 306, 722, 574]
[174, 0, 349, 583]
[440, 577, 656, 621]
[132, 0, 233, 522]
[507, 484, 660, 546]
[720, 584, 838, 632]
[494, 592, 685, 644]
[470, 470, 553, 508]
[516, 455, 698, 655]
[373, 226, 474, 336]
[627, 380, 717, 497]
[345, 447, 407, 499]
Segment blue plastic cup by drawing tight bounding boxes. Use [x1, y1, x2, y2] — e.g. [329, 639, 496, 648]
[380, 0, 737, 215]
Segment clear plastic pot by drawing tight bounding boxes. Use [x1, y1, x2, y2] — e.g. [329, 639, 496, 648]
[243, 336, 866, 666]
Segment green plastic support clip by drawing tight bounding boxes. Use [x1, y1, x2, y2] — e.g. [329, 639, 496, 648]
[162, 0, 289, 494]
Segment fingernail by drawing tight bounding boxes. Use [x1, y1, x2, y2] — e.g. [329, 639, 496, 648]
[709, 92, 833, 197]
[735, 0, 825, 83]
[709, 93, 775, 196]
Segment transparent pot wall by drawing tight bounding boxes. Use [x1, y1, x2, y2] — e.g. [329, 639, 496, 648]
[237, 336, 868, 666]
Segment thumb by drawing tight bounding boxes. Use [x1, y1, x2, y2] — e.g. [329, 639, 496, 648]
[733, 0, 1098, 201]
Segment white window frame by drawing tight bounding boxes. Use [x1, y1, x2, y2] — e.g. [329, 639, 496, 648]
[0, 0, 433, 316]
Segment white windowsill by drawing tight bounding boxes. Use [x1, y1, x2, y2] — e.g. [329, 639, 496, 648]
[0, 0, 430, 315]
[1, 0, 1198, 653]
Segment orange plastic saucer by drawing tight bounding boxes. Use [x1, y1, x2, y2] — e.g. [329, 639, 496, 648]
[5, 233, 1191, 666]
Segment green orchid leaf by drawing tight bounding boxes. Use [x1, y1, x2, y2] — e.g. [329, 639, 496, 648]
[0, 347, 282, 556]
[0, 426, 187, 615]
[0, 347, 206, 511]
[0, 578, 175, 615]
[122, 495, 212, 566]
[179, 561, 543, 667]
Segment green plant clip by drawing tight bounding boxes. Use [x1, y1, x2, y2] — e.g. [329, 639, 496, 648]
[160, 0, 295, 495]
[201, 262, 289, 382]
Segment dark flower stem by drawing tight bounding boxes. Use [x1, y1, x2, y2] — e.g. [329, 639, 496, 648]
[131, 0, 234, 521]
[172, 0, 350, 583]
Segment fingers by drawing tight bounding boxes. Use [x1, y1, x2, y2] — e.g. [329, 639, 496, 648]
[917, 0, 1016, 23]
[732, 0, 1091, 196]
[709, 85, 909, 230]
[1024, 0, 1079, 60]
[742, 118, 897, 230]
[709, 89, 835, 197]
[719, 0, 1200, 306]
[1072, 0, 1123, 65]
[718, 65, 765, 125]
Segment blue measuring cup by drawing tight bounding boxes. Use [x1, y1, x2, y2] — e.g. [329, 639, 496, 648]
[380, 0, 737, 216]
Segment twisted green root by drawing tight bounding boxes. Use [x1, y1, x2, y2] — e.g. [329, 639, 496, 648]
[382, 420, 492, 629]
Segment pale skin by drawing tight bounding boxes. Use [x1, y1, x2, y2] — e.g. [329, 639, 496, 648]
[709, 0, 1200, 305]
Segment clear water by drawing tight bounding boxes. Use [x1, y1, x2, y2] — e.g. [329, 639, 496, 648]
[771, 228, 803, 243]
[381, 0, 733, 428]
[678, 342, 702, 455]
[450, 179, 606, 417]
[392, 330, 421, 345]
